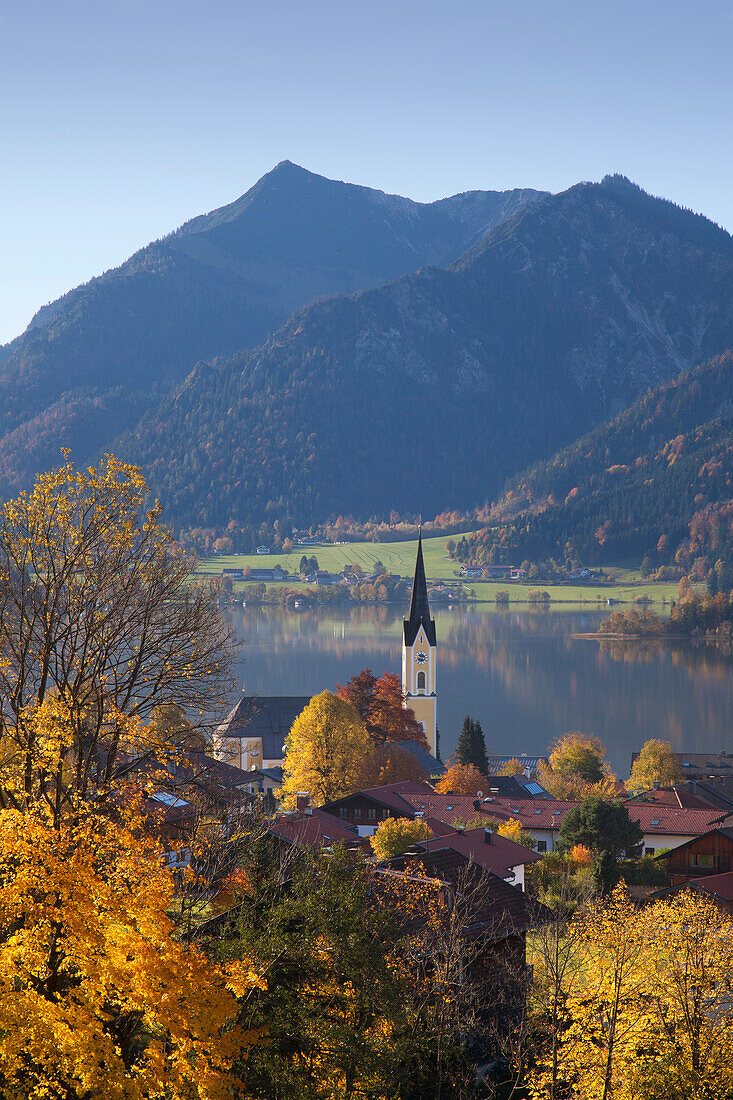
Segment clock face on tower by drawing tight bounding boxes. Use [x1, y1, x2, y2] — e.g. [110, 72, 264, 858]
[415, 652, 428, 665]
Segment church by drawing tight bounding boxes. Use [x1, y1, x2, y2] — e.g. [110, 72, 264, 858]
[214, 537, 438, 766]
[402, 533, 438, 756]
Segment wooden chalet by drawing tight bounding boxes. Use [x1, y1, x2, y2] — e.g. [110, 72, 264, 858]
[656, 826, 733, 885]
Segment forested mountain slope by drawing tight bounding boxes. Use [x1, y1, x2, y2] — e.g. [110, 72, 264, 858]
[118, 175, 733, 532]
[0, 162, 541, 495]
[457, 350, 733, 568]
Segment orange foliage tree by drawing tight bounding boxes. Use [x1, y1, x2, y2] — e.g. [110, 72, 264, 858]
[434, 762, 487, 796]
[338, 669, 427, 747]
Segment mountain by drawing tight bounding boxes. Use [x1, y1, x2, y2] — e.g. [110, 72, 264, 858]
[457, 350, 733, 569]
[116, 175, 733, 533]
[0, 162, 542, 494]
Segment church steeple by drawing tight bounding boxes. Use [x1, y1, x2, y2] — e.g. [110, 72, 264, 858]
[402, 533, 437, 755]
[404, 532, 436, 646]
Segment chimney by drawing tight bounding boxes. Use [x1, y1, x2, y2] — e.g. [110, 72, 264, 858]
[473, 800, 482, 812]
[484, 828, 493, 845]
[296, 791, 312, 815]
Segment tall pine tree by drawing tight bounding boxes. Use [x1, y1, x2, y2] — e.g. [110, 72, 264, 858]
[455, 716, 489, 775]
[456, 716, 474, 767]
[471, 719, 489, 776]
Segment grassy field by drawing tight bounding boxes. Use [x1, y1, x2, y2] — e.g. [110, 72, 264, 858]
[196, 534, 681, 604]
[196, 531, 468, 581]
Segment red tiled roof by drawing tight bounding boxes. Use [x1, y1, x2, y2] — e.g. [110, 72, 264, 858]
[402, 792, 731, 836]
[357, 781, 435, 813]
[269, 812, 366, 851]
[628, 805, 731, 834]
[687, 871, 733, 902]
[321, 781, 433, 817]
[626, 787, 714, 809]
[418, 826, 540, 879]
[383, 849, 553, 937]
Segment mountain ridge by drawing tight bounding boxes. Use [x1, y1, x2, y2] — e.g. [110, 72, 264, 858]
[0, 163, 543, 497]
[113, 175, 733, 534]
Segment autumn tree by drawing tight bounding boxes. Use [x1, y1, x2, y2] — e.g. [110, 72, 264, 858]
[532, 887, 646, 1100]
[626, 737, 682, 793]
[628, 891, 733, 1098]
[338, 669, 426, 747]
[539, 733, 617, 800]
[280, 691, 372, 806]
[497, 817, 534, 849]
[435, 762, 486, 796]
[370, 817, 431, 860]
[0, 782, 261, 1100]
[455, 715, 489, 774]
[0, 455, 234, 818]
[498, 757, 525, 776]
[558, 797, 643, 859]
[217, 841, 475, 1100]
[369, 743, 429, 786]
[530, 887, 733, 1100]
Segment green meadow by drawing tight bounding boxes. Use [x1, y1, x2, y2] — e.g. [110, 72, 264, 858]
[196, 533, 680, 604]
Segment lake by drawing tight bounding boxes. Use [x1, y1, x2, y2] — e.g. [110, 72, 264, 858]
[228, 603, 733, 779]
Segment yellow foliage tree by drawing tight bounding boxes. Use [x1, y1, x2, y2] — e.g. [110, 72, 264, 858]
[0, 790, 263, 1100]
[496, 817, 534, 849]
[539, 733, 617, 801]
[434, 762, 486, 795]
[498, 757, 525, 776]
[280, 691, 372, 806]
[626, 738, 682, 793]
[0, 455, 233, 818]
[370, 817, 430, 860]
[529, 886, 733, 1100]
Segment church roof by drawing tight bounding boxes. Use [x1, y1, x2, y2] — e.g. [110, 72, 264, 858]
[404, 533, 436, 647]
[217, 695, 311, 759]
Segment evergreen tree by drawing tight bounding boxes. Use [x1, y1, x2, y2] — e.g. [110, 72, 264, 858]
[455, 716, 488, 774]
[471, 719, 489, 776]
[455, 716, 475, 768]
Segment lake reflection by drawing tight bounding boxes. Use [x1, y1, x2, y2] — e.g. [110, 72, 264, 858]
[228, 604, 733, 778]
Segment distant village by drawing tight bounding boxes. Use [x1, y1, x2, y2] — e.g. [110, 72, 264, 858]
[136, 538, 733, 1088]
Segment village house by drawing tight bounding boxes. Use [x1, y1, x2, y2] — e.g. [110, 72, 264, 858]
[268, 806, 368, 854]
[248, 565, 286, 581]
[392, 792, 732, 855]
[413, 824, 541, 890]
[378, 847, 555, 1055]
[486, 754, 549, 777]
[656, 826, 733, 884]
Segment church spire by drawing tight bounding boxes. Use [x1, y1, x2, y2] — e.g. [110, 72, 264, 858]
[404, 532, 436, 646]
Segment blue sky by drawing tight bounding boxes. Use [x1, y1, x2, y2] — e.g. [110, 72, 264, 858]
[1, 0, 731, 344]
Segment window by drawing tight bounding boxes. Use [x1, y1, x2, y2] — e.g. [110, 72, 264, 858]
[417, 671, 426, 690]
[339, 808, 348, 819]
[645, 847, 655, 856]
[537, 840, 547, 853]
[353, 807, 362, 820]
[691, 853, 714, 868]
[367, 807, 377, 821]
